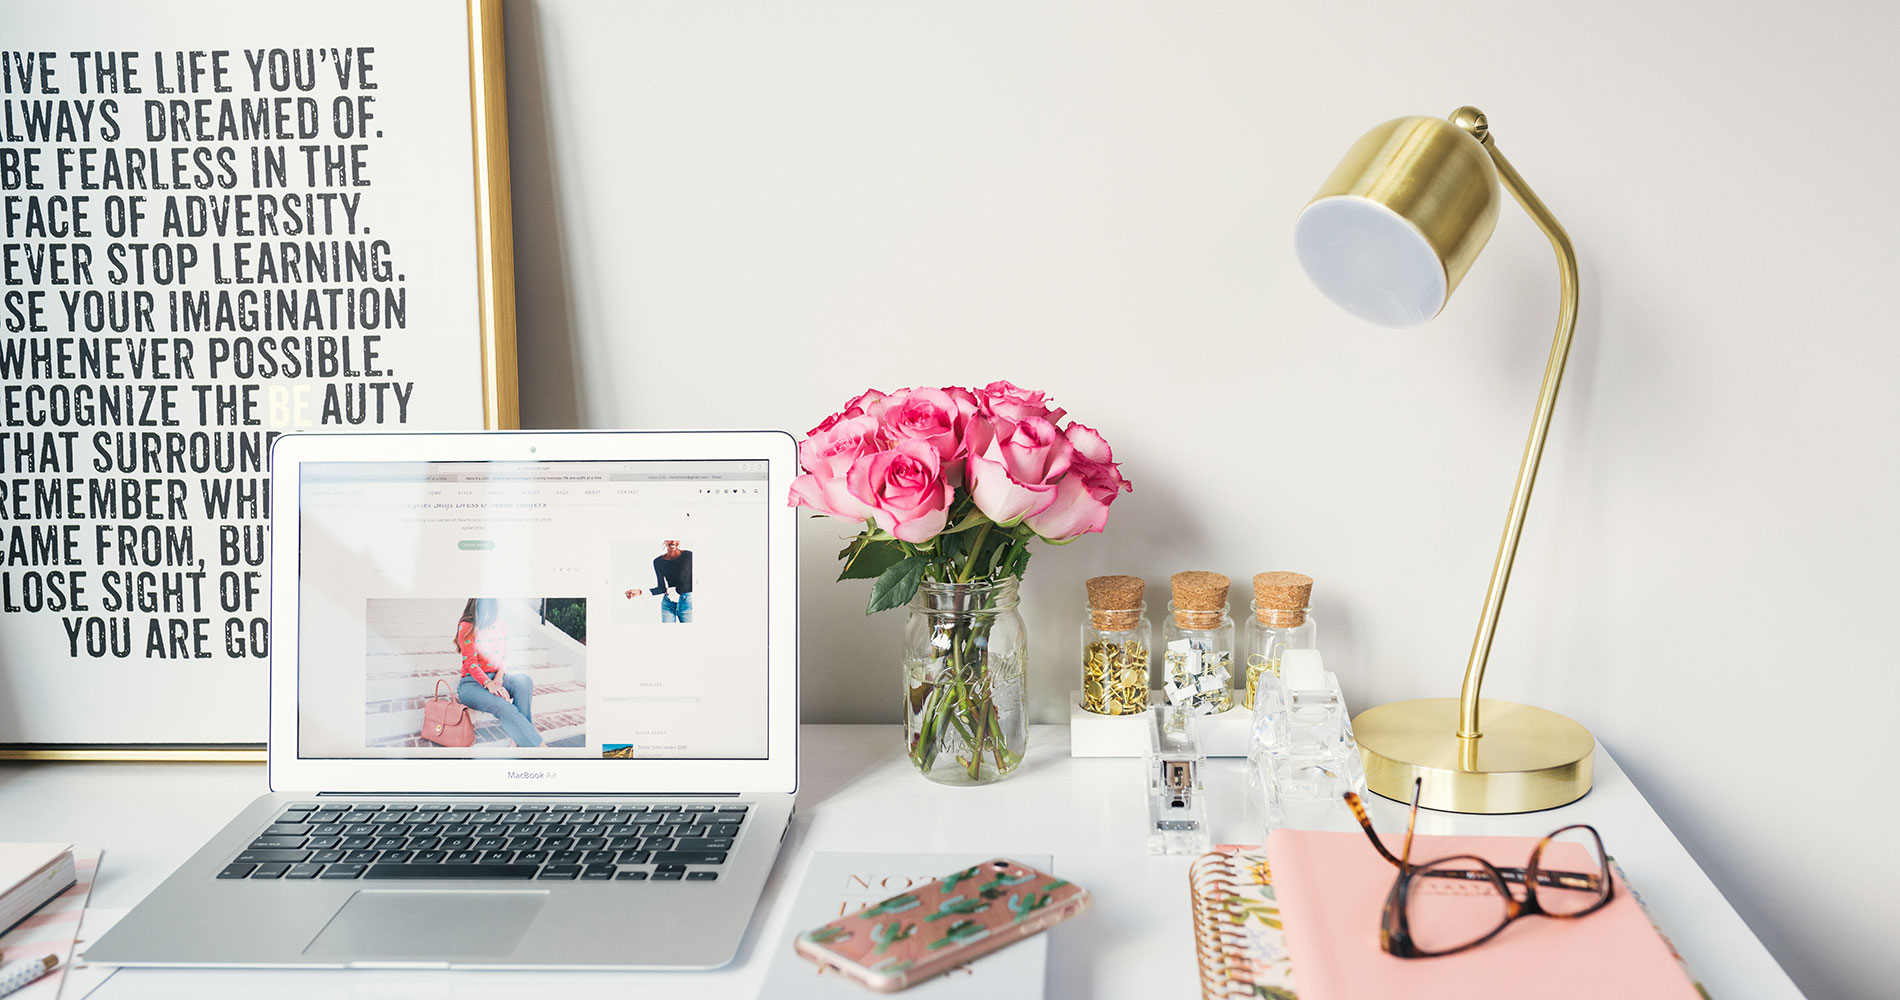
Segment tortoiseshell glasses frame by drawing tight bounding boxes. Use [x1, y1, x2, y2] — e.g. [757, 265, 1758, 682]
[1342, 779, 1614, 958]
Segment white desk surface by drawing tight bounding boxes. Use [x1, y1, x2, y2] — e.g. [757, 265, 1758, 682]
[0, 724, 1803, 999]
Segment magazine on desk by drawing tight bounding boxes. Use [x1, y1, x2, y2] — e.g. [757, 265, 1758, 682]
[763, 851, 1054, 998]
[1189, 841, 1710, 1000]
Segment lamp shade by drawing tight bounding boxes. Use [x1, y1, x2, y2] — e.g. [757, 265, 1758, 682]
[1294, 115, 1501, 327]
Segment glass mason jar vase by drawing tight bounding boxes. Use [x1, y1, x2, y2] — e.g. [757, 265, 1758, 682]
[903, 578, 1029, 785]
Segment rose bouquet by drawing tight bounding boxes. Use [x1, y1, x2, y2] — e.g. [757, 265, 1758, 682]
[789, 381, 1132, 782]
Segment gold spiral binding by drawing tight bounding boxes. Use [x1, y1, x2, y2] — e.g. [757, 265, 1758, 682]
[1188, 849, 1260, 999]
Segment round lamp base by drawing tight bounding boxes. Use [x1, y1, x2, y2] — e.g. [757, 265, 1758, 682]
[1353, 698, 1594, 814]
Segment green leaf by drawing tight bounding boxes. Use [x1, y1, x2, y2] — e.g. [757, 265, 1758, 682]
[980, 540, 1007, 580]
[867, 555, 929, 614]
[1005, 545, 1032, 579]
[938, 509, 993, 535]
[837, 538, 907, 581]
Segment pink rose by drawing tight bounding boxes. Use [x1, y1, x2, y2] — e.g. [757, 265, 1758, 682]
[840, 388, 889, 418]
[941, 385, 984, 452]
[976, 380, 1066, 434]
[875, 387, 967, 467]
[788, 413, 883, 521]
[943, 385, 982, 425]
[788, 471, 867, 522]
[967, 414, 1075, 525]
[1026, 423, 1133, 541]
[806, 389, 884, 437]
[937, 387, 985, 480]
[797, 413, 882, 478]
[1063, 421, 1115, 467]
[845, 440, 953, 543]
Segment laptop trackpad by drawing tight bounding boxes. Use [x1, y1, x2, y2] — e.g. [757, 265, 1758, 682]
[304, 890, 548, 959]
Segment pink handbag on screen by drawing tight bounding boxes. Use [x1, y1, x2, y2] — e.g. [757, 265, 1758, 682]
[421, 679, 476, 747]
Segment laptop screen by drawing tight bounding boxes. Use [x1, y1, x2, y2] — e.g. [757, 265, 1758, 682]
[293, 458, 770, 761]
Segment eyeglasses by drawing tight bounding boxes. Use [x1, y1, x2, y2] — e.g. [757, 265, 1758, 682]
[1342, 779, 1614, 958]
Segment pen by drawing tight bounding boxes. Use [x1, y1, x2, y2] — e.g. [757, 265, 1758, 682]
[0, 955, 57, 998]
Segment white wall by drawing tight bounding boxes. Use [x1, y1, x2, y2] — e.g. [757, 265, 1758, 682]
[501, 3, 1897, 996]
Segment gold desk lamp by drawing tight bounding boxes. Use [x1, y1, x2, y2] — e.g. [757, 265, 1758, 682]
[1293, 107, 1593, 813]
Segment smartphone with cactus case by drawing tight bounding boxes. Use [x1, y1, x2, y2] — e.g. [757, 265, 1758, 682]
[792, 858, 1090, 993]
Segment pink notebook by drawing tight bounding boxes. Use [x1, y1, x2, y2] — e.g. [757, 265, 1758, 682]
[1265, 828, 1702, 1000]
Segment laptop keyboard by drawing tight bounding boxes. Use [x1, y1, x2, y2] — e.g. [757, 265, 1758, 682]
[215, 802, 746, 883]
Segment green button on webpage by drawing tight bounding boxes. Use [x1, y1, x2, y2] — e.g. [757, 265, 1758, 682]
[458, 540, 495, 550]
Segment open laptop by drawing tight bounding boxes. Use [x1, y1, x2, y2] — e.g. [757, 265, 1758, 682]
[88, 429, 800, 969]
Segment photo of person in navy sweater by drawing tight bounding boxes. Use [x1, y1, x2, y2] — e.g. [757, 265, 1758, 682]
[623, 540, 694, 623]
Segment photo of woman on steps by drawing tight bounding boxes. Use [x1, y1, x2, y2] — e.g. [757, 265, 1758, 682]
[454, 597, 541, 748]
[362, 597, 590, 751]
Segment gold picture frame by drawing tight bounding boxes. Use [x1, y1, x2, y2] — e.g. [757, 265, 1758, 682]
[0, 0, 518, 762]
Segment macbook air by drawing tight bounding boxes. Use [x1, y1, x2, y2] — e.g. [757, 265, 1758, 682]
[88, 429, 800, 969]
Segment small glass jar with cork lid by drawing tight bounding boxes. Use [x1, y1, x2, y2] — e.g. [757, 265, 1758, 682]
[1162, 571, 1235, 715]
[1244, 571, 1317, 710]
[1080, 575, 1150, 716]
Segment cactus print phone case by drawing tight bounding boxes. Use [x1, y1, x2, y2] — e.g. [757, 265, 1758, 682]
[793, 858, 1090, 993]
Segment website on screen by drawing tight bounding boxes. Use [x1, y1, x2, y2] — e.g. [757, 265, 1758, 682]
[295, 459, 770, 760]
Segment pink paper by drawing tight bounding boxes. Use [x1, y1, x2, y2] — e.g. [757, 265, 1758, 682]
[1266, 829, 1700, 1000]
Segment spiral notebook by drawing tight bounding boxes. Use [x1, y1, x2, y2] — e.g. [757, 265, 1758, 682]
[1188, 847, 1299, 999]
[1188, 840, 1708, 1000]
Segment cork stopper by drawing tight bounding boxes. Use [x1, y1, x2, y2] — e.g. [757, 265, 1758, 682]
[1086, 575, 1145, 631]
[1252, 571, 1313, 626]
[1170, 571, 1230, 629]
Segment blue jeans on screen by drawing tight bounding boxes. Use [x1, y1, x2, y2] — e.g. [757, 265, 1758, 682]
[457, 675, 541, 747]
[661, 591, 694, 623]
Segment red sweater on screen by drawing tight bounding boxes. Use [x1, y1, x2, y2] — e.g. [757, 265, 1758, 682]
[455, 620, 507, 685]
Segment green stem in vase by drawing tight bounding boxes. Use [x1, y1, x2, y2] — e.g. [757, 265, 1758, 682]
[966, 684, 990, 780]
[953, 629, 985, 777]
[908, 681, 934, 769]
[985, 702, 1011, 772]
[914, 695, 943, 771]
[907, 568, 1019, 782]
[948, 622, 976, 725]
[915, 678, 980, 771]
[937, 686, 976, 744]
[957, 522, 993, 583]
[970, 575, 1010, 779]
[912, 624, 977, 773]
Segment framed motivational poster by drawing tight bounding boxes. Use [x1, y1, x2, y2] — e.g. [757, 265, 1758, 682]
[0, 0, 518, 758]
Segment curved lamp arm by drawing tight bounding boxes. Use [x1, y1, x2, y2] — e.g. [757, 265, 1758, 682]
[1455, 113, 1582, 741]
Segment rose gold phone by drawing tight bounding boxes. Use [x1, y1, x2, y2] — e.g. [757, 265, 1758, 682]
[793, 858, 1091, 993]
